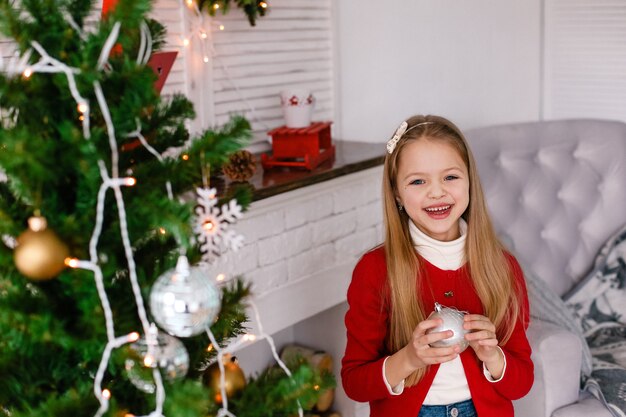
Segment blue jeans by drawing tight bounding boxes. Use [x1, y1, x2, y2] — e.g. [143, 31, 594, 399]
[418, 399, 477, 417]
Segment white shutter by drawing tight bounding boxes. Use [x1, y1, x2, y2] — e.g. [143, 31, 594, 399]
[543, 0, 626, 121]
[209, 0, 335, 152]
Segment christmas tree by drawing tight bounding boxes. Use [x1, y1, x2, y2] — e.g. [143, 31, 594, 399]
[0, 0, 333, 416]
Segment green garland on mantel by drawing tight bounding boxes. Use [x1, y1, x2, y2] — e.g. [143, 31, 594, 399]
[199, 0, 268, 26]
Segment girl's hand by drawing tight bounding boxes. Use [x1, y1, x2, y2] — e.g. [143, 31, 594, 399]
[405, 317, 461, 369]
[463, 314, 504, 378]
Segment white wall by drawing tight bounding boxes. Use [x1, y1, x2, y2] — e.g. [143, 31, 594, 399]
[334, 0, 543, 141]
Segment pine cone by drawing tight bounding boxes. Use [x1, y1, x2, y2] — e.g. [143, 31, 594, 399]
[222, 150, 257, 182]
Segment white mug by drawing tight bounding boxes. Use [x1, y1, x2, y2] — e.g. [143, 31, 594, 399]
[280, 89, 315, 128]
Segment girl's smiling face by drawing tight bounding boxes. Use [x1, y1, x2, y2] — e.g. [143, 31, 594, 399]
[395, 138, 470, 242]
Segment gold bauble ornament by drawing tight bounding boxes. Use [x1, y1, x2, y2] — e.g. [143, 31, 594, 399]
[203, 354, 246, 404]
[13, 216, 69, 280]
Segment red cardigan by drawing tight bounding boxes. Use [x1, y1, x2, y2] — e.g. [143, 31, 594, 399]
[341, 247, 533, 417]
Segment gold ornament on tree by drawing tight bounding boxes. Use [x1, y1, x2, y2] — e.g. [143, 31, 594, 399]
[13, 216, 70, 280]
[203, 353, 246, 404]
[222, 150, 257, 182]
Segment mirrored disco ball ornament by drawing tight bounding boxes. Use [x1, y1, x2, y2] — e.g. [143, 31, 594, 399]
[125, 328, 189, 393]
[426, 302, 470, 352]
[150, 255, 221, 337]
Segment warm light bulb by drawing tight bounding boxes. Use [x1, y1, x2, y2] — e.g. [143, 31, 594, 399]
[219, 24, 225, 31]
[216, 273, 225, 282]
[102, 389, 111, 399]
[259, 1, 267, 8]
[313, 384, 320, 391]
[144, 355, 154, 367]
[183, 38, 190, 47]
[206, 343, 214, 352]
[213, 3, 219, 10]
[182, 154, 189, 161]
[202, 220, 215, 231]
[125, 177, 137, 186]
[77, 102, 88, 114]
[203, 56, 210, 63]
[243, 334, 256, 342]
[128, 332, 140, 342]
[124, 414, 136, 417]
[158, 227, 166, 235]
[200, 30, 208, 39]
[23, 67, 33, 78]
[185, 0, 193, 6]
[65, 258, 80, 268]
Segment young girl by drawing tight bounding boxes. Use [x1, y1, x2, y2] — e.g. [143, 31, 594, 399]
[341, 115, 533, 417]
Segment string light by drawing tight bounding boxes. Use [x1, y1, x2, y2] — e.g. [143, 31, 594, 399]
[65, 257, 80, 268]
[259, 1, 267, 8]
[143, 354, 154, 367]
[182, 153, 189, 160]
[219, 24, 225, 31]
[216, 273, 225, 282]
[213, 3, 219, 10]
[102, 389, 111, 400]
[77, 102, 88, 114]
[22, 67, 32, 78]
[183, 38, 190, 47]
[202, 219, 215, 232]
[203, 56, 210, 63]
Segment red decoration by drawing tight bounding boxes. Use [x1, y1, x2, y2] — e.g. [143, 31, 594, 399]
[262, 122, 335, 171]
[101, 0, 118, 17]
[147, 52, 178, 94]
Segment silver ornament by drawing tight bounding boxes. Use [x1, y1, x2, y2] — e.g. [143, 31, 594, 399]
[150, 255, 221, 337]
[427, 302, 470, 352]
[125, 326, 189, 393]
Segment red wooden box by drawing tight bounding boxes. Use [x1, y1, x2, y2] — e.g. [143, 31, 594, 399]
[262, 122, 335, 170]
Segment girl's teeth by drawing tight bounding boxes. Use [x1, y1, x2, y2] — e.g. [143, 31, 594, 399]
[426, 206, 450, 212]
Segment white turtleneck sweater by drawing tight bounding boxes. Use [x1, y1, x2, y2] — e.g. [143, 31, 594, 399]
[382, 219, 504, 404]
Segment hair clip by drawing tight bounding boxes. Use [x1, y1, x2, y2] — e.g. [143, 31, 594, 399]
[386, 121, 408, 154]
[386, 121, 435, 154]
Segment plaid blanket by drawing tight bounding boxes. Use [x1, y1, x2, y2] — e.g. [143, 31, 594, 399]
[564, 224, 626, 417]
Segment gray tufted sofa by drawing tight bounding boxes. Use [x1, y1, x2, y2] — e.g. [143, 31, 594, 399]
[465, 119, 626, 417]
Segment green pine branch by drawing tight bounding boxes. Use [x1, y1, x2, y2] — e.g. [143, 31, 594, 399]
[197, 0, 268, 26]
[223, 362, 336, 417]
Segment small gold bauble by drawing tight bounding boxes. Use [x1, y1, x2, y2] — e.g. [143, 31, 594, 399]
[203, 354, 246, 404]
[13, 216, 69, 280]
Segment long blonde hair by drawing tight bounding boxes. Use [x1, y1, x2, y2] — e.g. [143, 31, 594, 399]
[382, 115, 523, 385]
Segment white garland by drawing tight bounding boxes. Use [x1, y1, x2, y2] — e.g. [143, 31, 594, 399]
[0, 9, 305, 417]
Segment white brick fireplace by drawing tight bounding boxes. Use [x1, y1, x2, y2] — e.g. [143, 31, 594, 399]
[213, 165, 383, 417]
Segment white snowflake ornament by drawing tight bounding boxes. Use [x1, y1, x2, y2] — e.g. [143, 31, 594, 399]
[193, 187, 244, 263]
